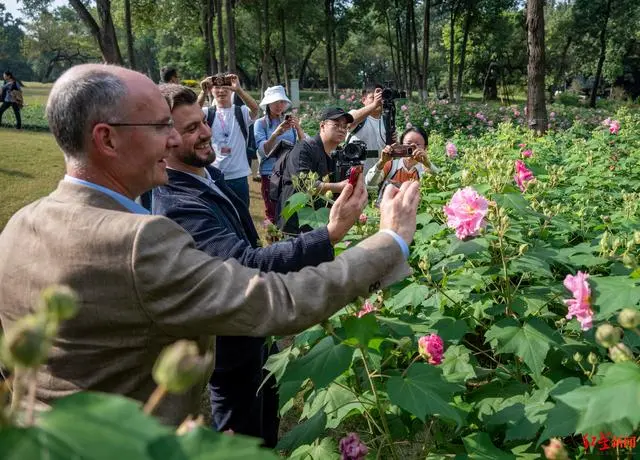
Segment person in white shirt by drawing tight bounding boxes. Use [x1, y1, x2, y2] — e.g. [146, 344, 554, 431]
[197, 73, 259, 206]
[347, 84, 388, 176]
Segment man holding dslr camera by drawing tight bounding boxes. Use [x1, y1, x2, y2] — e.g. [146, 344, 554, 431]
[274, 107, 354, 234]
[197, 73, 259, 206]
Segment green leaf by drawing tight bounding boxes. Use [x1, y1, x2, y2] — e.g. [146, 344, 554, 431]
[343, 314, 379, 347]
[263, 346, 297, 382]
[147, 427, 278, 460]
[275, 410, 327, 451]
[494, 193, 532, 216]
[282, 192, 311, 220]
[590, 276, 640, 319]
[386, 283, 431, 311]
[0, 426, 79, 460]
[386, 363, 463, 425]
[447, 237, 489, 256]
[440, 345, 477, 383]
[431, 317, 470, 343]
[485, 318, 558, 376]
[462, 432, 516, 459]
[284, 336, 354, 389]
[555, 362, 640, 435]
[297, 207, 330, 229]
[302, 383, 365, 430]
[289, 437, 340, 460]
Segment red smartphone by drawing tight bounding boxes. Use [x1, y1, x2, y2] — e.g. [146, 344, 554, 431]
[348, 165, 363, 186]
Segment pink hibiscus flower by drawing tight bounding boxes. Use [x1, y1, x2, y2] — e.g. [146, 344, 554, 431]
[418, 334, 444, 365]
[514, 160, 534, 192]
[443, 187, 489, 239]
[563, 271, 593, 331]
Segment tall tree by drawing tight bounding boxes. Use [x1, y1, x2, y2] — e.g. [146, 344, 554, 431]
[280, 7, 289, 91]
[123, 0, 135, 69]
[216, 0, 225, 72]
[455, 1, 474, 103]
[526, 0, 547, 134]
[206, 0, 219, 75]
[325, 0, 335, 96]
[226, 0, 237, 72]
[421, 0, 431, 100]
[261, 0, 270, 92]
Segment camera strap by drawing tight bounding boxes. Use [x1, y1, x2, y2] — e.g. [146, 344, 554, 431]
[345, 119, 367, 144]
[206, 105, 249, 144]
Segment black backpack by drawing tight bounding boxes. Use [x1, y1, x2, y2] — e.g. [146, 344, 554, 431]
[206, 105, 258, 161]
[268, 140, 295, 202]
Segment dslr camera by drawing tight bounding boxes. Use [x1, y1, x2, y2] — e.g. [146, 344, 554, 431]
[209, 74, 233, 87]
[333, 140, 367, 181]
[380, 81, 406, 145]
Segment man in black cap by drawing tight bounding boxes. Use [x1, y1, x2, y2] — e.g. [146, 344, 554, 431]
[275, 107, 354, 234]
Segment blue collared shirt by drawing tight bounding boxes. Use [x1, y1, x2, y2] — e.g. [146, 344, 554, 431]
[64, 175, 150, 215]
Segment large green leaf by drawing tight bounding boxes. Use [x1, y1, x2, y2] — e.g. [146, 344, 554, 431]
[282, 192, 311, 220]
[297, 207, 330, 229]
[263, 345, 297, 382]
[275, 410, 327, 451]
[462, 432, 516, 460]
[590, 275, 640, 319]
[301, 383, 365, 429]
[386, 283, 431, 311]
[284, 336, 354, 389]
[494, 193, 532, 216]
[289, 437, 340, 460]
[485, 318, 558, 376]
[440, 345, 477, 383]
[343, 313, 379, 347]
[147, 427, 278, 460]
[386, 363, 463, 425]
[555, 362, 640, 435]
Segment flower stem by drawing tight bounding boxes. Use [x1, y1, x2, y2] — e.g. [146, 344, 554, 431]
[361, 348, 399, 460]
[25, 369, 37, 425]
[143, 385, 167, 415]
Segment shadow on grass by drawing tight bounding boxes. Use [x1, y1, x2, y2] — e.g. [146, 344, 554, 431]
[0, 168, 34, 179]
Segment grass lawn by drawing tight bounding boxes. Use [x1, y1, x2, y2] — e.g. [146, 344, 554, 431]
[0, 128, 266, 232]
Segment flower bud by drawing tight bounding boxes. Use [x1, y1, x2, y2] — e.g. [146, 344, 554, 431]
[518, 244, 529, 256]
[152, 340, 213, 394]
[325, 191, 333, 200]
[608, 343, 633, 363]
[542, 438, 569, 460]
[634, 231, 640, 245]
[573, 352, 583, 363]
[358, 213, 368, 225]
[622, 253, 636, 267]
[587, 352, 598, 365]
[1, 316, 52, 368]
[39, 285, 79, 322]
[461, 170, 471, 182]
[618, 308, 640, 329]
[595, 324, 621, 348]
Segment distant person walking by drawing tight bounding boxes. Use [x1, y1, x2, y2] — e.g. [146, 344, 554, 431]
[0, 71, 22, 130]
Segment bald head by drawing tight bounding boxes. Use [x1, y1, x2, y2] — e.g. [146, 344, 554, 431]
[46, 64, 157, 161]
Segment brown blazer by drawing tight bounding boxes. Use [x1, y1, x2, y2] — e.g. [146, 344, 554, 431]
[0, 181, 410, 425]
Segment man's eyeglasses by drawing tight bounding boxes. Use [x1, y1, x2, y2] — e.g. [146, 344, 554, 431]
[325, 121, 350, 131]
[106, 119, 175, 132]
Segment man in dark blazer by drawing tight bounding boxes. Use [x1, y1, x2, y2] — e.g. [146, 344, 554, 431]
[151, 85, 361, 446]
[0, 64, 420, 427]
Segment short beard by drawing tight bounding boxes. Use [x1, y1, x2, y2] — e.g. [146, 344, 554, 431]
[180, 150, 215, 168]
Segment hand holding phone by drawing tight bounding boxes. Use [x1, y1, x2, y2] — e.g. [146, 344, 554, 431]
[348, 165, 363, 186]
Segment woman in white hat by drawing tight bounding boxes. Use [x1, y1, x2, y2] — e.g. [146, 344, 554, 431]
[254, 85, 307, 223]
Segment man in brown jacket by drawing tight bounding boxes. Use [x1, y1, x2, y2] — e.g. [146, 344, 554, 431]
[0, 64, 420, 426]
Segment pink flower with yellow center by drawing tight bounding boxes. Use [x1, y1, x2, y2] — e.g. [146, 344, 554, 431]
[514, 160, 534, 192]
[418, 334, 444, 365]
[564, 271, 594, 331]
[356, 300, 377, 318]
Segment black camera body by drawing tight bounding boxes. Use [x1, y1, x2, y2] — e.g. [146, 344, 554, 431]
[381, 81, 404, 145]
[333, 140, 367, 181]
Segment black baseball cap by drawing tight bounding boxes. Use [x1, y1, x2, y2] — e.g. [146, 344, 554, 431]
[319, 107, 354, 123]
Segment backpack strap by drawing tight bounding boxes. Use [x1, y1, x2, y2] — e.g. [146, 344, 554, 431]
[387, 158, 402, 182]
[345, 118, 367, 144]
[234, 105, 248, 144]
[206, 106, 217, 128]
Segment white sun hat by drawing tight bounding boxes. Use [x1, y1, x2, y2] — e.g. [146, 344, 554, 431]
[259, 85, 292, 111]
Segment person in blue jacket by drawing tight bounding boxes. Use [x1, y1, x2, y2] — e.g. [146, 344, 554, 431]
[253, 85, 307, 223]
[151, 84, 366, 447]
[0, 71, 22, 129]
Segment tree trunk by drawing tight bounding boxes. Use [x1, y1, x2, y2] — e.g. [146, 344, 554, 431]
[385, 11, 400, 85]
[421, 0, 431, 101]
[271, 53, 281, 83]
[206, 0, 218, 75]
[68, 0, 123, 64]
[448, 3, 455, 100]
[526, 0, 548, 134]
[590, 0, 612, 108]
[410, 0, 421, 100]
[332, 11, 338, 94]
[482, 61, 498, 101]
[226, 0, 237, 72]
[124, 0, 135, 69]
[405, 0, 413, 95]
[280, 8, 289, 92]
[299, 44, 317, 88]
[261, 0, 270, 93]
[455, 7, 473, 104]
[216, 0, 225, 73]
[550, 35, 571, 102]
[324, 0, 334, 97]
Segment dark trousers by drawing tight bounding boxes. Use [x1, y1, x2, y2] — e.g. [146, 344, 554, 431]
[225, 176, 250, 208]
[209, 337, 280, 448]
[0, 102, 21, 129]
[260, 176, 277, 223]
